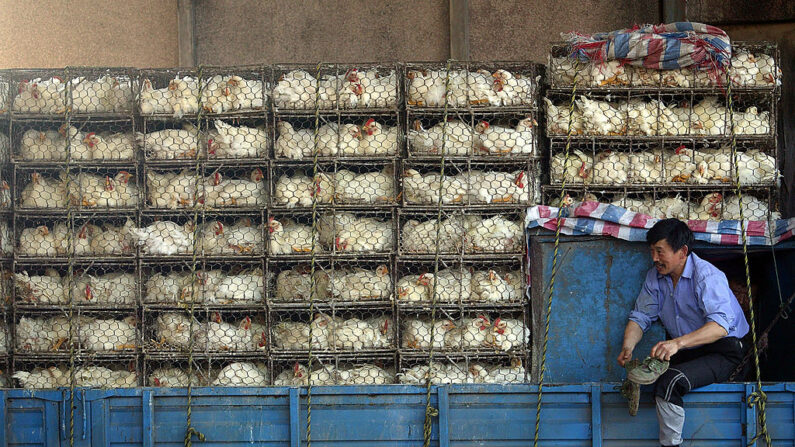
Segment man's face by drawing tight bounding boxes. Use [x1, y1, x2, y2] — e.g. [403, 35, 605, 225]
[650, 239, 688, 276]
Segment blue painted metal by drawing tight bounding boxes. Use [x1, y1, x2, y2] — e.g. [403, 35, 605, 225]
[529, 235, 666, 383]
[2, 384, 793, 445]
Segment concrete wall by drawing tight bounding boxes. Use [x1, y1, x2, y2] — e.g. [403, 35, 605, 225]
[194, 0, 659, 64]
[194, 0, 450, 65]
[0, 0, 179, 68]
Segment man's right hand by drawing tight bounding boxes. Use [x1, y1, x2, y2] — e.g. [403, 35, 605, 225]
[617, 346, 633, 367]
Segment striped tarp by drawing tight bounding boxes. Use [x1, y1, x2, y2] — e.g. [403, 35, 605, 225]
[525, 201, 794, 246]
[564, 22, 731, 72]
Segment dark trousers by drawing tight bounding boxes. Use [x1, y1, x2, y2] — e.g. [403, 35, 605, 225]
[654, 336, 745, 406]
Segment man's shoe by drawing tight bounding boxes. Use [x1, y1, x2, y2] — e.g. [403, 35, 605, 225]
[627, 356, 669, 385]
[620, 378, 640, 416]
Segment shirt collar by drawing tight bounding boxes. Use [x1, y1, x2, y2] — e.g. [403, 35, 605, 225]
[656, 253, 695, 280]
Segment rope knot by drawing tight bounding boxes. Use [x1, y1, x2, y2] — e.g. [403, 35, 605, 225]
[185, 426, 206, 446]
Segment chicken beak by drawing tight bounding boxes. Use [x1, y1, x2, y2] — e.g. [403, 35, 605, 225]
[488, 270, 497, 282]
[39, 226, 49, 236]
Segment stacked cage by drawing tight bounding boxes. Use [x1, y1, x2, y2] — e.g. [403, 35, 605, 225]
[545, 42, 782, 222]
[4, 68, 141, 388]
[398, 62, 541, 384]
[137, 66, 270, 387]
[269, 64, 401, 385]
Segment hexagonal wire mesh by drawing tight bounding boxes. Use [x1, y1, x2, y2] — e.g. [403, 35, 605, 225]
[548, 42, 781, 90]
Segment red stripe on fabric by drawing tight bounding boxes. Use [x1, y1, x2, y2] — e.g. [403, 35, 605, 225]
[688, 220, 708, 232]
[746, 220, 766, 235]
[602, 222, 620, 237]
[721, 234, 739, 245]
[575, 201, 600, 217]
[629, 212, 650, 227]
[645, 38, 663, 67]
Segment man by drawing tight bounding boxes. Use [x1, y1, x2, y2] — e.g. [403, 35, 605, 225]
[617, 218, 749, 447]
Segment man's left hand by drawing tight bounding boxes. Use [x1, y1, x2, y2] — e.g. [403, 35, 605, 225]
[651, 339, 680, 361]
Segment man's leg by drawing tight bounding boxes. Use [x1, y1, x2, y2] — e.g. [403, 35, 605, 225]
[653, 341, 741, 446]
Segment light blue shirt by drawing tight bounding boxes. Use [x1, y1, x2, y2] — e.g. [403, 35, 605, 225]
[629, 253, 749, 340]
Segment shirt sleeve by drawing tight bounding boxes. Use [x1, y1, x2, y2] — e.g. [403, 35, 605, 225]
[628, 270, 660, 333]
[695, 272, 735, 335]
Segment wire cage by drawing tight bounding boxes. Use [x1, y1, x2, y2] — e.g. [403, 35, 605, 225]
[406, 110, 541, 160]
[272, 354, 398, 386]
[401, 159, 542, 210]
[397, 353, 529, 384]
[13, 262, 138, 311]
[543, 184, 781, 222]
[394, 259, 526, 310]
[272, 63, 401, 114]
[138, 66, 268, 120]
[0, 67, 136, 119]
[142, 308, 267, 356]
[270, 308, 395, 356]
[141, 260, 265, 309]
[397, 209, 526, 258]
[404, 61, 542, 112]
[268, 258, 394, 310]
[11, 355, 140, 389]
[547, 41, 782, 93]
[273, 112, 402, 161]
[8, 117, 137, 164]
[270, 159, 399, 210]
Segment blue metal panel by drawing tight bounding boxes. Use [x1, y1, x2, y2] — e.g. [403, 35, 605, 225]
[529, 235, 666, 383]
[2, 384, 793, 445]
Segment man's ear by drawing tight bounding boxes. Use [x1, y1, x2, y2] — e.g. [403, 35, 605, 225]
[681, 245, 689, 257]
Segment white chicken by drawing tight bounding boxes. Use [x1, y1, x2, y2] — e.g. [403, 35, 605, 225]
[20, 172, 68, 208]
[274, 172, 333, 208]
[268, 218, 320, 255]
[139, 78, 173, 115]
[272, 313, 336, 350]
[136, 127, 201, 160]
[202, 313, 253, 351]
[577, 96, 623, 135]
[274, 267, 329, 301]
[471, 270, 516, 302]
[589, 60, 629, 86]
[628, 150, 665, 184]
[402, 169, 467, 205]
[733, 106, 770, 135]
[275, 121, 313, 159]
[396, 274, 432, 302]
[444, 316, 491, 350]
[128, 221, 194, 256]
[89, 220, 135, 256]
[351, 69, 398, 108]
[14, 77, 67, 114]
[334, 167, 396, 204]
[694, 193, 725, 221]
[80, 316, 137, 351]
[406, 69, 453, 107]
[274, 363, 310, 386]
[209, 120, 268, 158]
[329, 265, 391, 301]
[423, 268, 472, 303]
[73, 272, 136, 305]
[316, 123, 362, 156]
[14, 269, 67, 304]
[76, 366, 138, 388]
[19, 128, 64, 160]
[149, 367, 202, 387]
[550, 57, 592, 86]
[408, 120, 474, 156]
[485, 358, 526, 383]
[273, 70, 318, 109]
[722, 194, 779, 221]
[474, 120, 530, 156]
[214, 269, 265, 304]
[401, 216, 467, 253]
[543, 98, 584, 136]
[145, 271, 189, 304]
[489, 317, 530, 351]
[204, 169, 266, 208]
[333, 318, 384, 350]
[338, 364, 394, 385]
[87, 131, 136, 160]
[71, 75, 133, 113]
[212, 362, 268, 386]
[492, 69, 535, 106]
[320, 212, 393, 253]
[465, 215, 523, 253]
[359, 118, 399, 156]
[155, 312, 202, 350]
[737, 149, 779, 185]
[401, 318, 455, 350]
[222, 218, 264, 255]
[691, 97, 727, 136]
[470, 170, 532, 204]
[591, 151, 629, 185]
[13, 366, 71, 389]
[551, 149, 593, 184]
[18, 225, 59, 257]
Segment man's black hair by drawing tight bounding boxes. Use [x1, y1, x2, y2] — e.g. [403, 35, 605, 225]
[646, 218, 694, 252]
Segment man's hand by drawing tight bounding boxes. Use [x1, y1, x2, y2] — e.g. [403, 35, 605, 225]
[651, 339, 680, 361]
[617, 346, 634, 367]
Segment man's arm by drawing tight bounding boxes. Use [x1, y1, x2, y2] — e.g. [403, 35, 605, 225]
[650, 321, 728, 361]
[617, 320, 644, 366]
